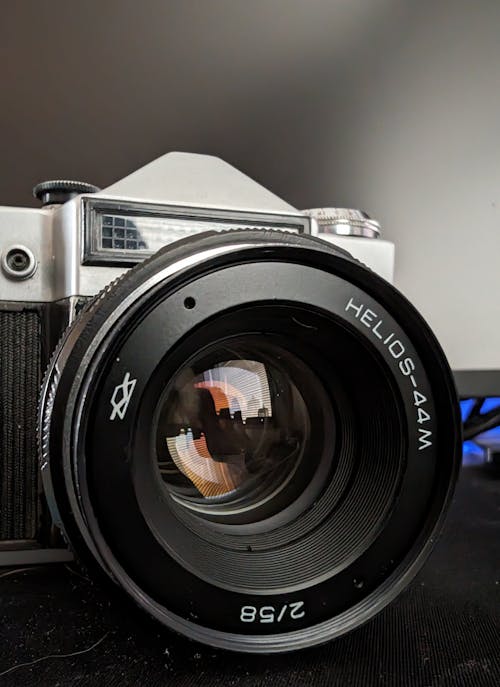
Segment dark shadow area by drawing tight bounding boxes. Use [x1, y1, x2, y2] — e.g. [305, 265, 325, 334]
[0, 466, 498, 686]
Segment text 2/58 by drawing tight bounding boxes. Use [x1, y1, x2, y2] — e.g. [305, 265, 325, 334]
[240, 602, 305, 624]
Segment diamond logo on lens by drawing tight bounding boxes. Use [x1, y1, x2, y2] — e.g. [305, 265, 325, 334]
[110, 371, 137, 421]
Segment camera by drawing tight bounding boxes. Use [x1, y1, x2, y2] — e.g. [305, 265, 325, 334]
[0, 153, 461, 653]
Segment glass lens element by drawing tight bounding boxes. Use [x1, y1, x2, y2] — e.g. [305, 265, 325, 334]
[154, 338, 319, 519]
[165, 359, 273, 498]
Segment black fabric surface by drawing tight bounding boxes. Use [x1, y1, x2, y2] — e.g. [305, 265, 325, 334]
[0, 466, 498, 686]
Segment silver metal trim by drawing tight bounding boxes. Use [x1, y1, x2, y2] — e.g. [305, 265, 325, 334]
[0, 196, 312, 302]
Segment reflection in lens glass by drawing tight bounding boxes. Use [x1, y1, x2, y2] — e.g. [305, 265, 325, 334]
[154, 338, 321, 520]
[165, 360, 272, 498]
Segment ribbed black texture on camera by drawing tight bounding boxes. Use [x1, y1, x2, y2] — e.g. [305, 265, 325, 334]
[0, 310, 41, 540]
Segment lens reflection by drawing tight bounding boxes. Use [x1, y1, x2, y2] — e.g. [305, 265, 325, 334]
[165, 360, 272, 498]
[155, 338, 317, 519]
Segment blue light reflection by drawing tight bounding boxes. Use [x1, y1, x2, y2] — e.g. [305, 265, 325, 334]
[460, 398, 500, 465]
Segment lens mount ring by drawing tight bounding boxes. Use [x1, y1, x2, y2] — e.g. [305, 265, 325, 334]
[40, 229, 461, 653]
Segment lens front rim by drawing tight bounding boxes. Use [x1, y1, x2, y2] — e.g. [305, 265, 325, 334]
[40, 230, 462, 653]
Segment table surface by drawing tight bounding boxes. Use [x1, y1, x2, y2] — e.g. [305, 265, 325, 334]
[0, 465, 499, 687]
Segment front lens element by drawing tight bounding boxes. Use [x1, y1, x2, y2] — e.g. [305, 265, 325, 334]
[155, 338, 325, 522]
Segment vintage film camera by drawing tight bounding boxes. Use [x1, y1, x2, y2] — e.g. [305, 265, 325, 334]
[0, 153, 460, 652]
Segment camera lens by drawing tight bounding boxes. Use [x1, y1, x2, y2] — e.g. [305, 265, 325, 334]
[40, 229, 461, 653]
[155, 338, 324, 524]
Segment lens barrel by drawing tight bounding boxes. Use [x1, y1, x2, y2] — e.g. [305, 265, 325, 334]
[39, 229, 461, 653]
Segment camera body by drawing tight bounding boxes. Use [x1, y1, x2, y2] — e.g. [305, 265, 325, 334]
[0, 152, 394, 565]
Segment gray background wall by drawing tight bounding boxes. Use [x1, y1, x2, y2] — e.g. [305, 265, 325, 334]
[0, 0, 499, 373]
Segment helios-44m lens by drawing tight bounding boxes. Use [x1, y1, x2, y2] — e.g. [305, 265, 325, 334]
[40, 229, 461, 653]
